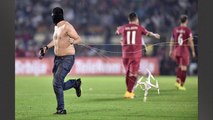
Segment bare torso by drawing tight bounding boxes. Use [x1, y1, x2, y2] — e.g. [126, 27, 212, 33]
[53, 22, 75, 56]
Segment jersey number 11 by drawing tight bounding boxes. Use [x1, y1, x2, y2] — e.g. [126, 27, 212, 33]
[127, 31, 136, 45]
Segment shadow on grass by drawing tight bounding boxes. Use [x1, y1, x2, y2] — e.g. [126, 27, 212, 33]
[71, 107, 118, 114]
[17, 114, 66, 120]
[80, 97, 124, 103]
[135, 88, 178, 96]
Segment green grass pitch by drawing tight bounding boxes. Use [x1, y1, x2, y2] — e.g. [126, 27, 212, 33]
[16, 76, 198, 120]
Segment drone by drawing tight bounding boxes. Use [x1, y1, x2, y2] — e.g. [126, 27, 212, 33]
[133, 69, 160, 102]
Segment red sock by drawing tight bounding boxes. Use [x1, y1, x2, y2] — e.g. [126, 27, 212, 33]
[125, 76, 128, 89]
[180, 71, 187, 86]
[127, 76, 137, 92]
[176, 68, 182, 83]
[125, 71, 129, 89]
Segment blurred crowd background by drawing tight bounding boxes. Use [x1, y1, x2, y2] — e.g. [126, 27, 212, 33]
[15, 0, 198, 75]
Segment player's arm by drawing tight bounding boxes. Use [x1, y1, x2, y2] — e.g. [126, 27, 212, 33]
[146, 31, 160, 39]
[115, 26, 124, 35]
[169, 37, 174, 57]
[115, 26, 124, 45]
[141, 26, 160, 39]
[115, 27, 121, 35]
[142, 38, 147, 53]
[188, 36, 196, 58]
[66, 22, 81, 44]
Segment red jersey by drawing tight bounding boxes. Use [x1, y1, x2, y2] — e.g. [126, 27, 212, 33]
[172, 26, 192, 57]
[117, 24, 148, 58]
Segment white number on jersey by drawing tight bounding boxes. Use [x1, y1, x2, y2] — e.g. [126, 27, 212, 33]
[127, 31, 136, 45]
[178, 33, 183, 46]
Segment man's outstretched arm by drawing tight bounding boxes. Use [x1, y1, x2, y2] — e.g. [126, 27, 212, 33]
[146, 31, 160, 39]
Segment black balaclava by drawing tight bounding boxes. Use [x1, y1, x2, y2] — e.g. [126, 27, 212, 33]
[52, 7, 64, 25]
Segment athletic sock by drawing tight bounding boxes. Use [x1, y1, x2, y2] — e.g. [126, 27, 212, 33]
[127, 76, 137, 92]
[176, 67, 182, 83]
[125, 71, 129, 89]
[180, 71, 187, 86]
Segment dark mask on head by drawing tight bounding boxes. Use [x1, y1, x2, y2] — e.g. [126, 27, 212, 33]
[52, 7, 64, 25]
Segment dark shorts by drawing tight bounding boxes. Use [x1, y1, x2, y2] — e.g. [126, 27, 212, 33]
[123, 58, 141, 74]
[175, 56, 189, 66]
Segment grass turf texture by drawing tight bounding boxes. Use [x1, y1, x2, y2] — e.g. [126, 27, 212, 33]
[16, 76, 198, 120]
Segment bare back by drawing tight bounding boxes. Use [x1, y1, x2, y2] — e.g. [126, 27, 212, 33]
[53, 21, 76, 56]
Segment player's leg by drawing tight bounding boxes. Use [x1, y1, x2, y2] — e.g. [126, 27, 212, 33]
[125, 70, 130, 88]
[178, 56, 189, 90]
[127, 59, 140, 93]
[175, 56, 182, 88]
[123, 58, 130, 90]
[123, 70, 131, 97]
[175, 67, 182, 88]
[176, 67, 182, 83]
[124, 72, 137, 98]
[123, 58, 132, 97]
[126, 58, 140, 98]
[180, 65, 187, 85]
[177, 65, 187, 90]
[128, 72, 137, 92]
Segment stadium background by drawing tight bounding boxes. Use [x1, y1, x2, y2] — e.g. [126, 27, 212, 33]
[15, 0, 198, 76]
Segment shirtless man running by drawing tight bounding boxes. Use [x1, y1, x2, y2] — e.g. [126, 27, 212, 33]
[39, 7, 82, 115]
